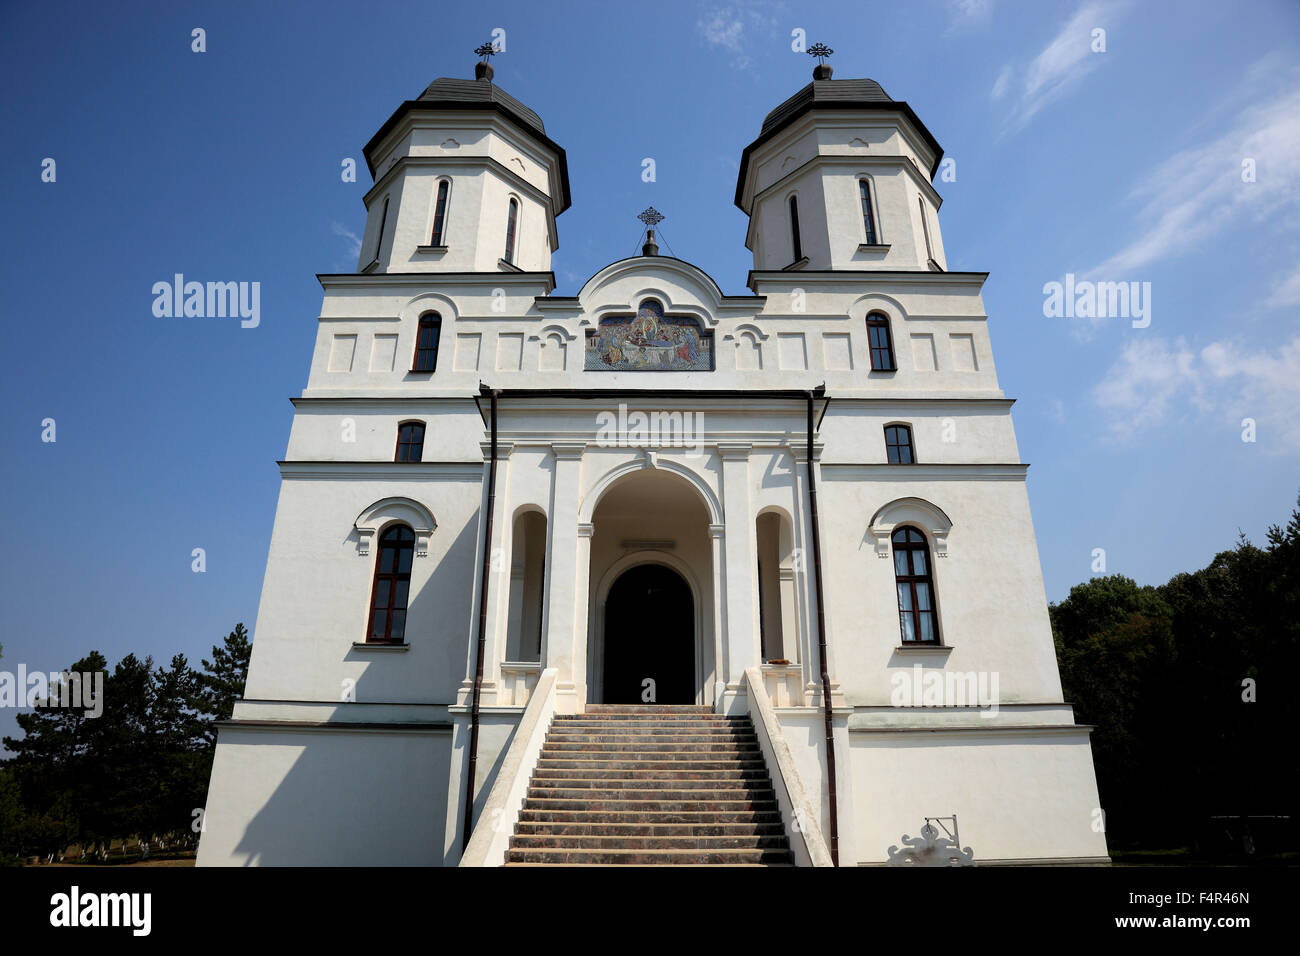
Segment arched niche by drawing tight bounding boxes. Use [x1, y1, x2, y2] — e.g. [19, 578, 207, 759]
[355, 497, 436, 558]
[868, 497, 952, 559]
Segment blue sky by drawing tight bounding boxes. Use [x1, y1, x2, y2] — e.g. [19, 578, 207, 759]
[1, 0, 1297, 745]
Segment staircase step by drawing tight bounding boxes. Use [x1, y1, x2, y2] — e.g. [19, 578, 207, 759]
[548, 725, 756, 736]
[509, 833, 789, 850]
[583, 705, 714, 714]
[515, 821, 787, 837]
[532, 768, 770, 782]
[505, 707, 791, 866]
[526, 786, 775, 802]
[537, 758, 768, 772]
[530, 778, 771, 792]
[524, 798, 777, 813]
[556, 714, 747, 722]
[504, 847, 793, 865]
[518, 808, 783, 824]
[541, 742, 761, 754]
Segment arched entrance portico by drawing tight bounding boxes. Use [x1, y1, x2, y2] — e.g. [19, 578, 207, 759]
[584, 466, 716, 705]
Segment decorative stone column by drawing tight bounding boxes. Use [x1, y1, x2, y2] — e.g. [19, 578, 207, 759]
[718, 442, 757, 714]
[709, 522, 726, 707]
[573, 522, 594, 708]
[544, 442, 585, 714]
[457, 440, 513, 708]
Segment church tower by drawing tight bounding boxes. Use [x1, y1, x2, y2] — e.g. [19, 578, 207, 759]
[358, 47, 570, 274]
[736, 47, 945, 272]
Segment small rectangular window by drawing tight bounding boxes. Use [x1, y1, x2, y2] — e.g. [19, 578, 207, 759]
[919, 197, 933, 261]
[860, 180, 877, 244]
[413, 314, 440, 372]
[504, 199, 518, 264]
[885, 425, 914, 464]
[373, 195, 390, 262]
[431, 181, 449, 246]
[395, 422, 425, 462]
[789, 196, 802, 262]
[866, 314, 896, 371]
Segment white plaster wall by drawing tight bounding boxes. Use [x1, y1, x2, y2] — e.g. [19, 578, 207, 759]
[819, 475, 1063, 705]
[849, 731, 1109, 863]
[243, 476, 481, 704]
[197, 727, 451, 866]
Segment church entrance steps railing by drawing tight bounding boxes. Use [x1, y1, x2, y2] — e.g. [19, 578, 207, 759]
[757, 662, 806, 707]
[460, 667, 558, 866]
[498, 661, 543, 707]
[744, 666, 834, 867]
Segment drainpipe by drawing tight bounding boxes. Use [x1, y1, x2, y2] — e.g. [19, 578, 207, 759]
[806, 385, 840, 866]
[462, 384, 499, 853]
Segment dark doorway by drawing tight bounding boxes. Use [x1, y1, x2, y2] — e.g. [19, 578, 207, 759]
[602, 564, 695, 704]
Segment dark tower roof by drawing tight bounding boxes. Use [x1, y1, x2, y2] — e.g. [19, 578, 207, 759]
[760, 77, 895, 133]
[363, 75, 571, 214]
[416, 77, 547, 136]
[735, 75, 944, 211]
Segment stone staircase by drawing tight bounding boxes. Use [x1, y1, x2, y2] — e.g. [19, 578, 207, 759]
[505, 704, 793, 865]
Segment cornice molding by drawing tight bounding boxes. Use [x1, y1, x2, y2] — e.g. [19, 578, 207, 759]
[819, 462, 1028, 480]
[278, 461, 484, 479]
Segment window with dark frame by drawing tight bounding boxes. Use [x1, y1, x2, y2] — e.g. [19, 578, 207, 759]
[893, 527, 939, 644]
[919, 196, 934, 261]
[373, 195, 390, 262]
[789, 195, 802, 261]
[366, 525, 414, 644]
[431, 180, 449, 246]
[504, 198, 518, 264]
[412, 314, 440, 372]
[885, 424, 915, 464]
[860, 180, 877, 244]
[395, 421, 425, 462]
[866, 312, 896, 371]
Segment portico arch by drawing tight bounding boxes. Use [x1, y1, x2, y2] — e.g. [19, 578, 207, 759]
[579, 456, 722, 525]
[583, 466, 717, 706]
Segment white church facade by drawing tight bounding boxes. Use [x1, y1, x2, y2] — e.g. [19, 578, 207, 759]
[197, 50, 1110, 866]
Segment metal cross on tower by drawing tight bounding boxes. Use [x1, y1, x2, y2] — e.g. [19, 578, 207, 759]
[474, 41, 498, 81]
[637, 207, 664, 256]
[808, 42, 834, 79]
[807, 42, 834, 64]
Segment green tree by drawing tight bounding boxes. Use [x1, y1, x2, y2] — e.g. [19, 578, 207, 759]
[194, 623, 252, 746]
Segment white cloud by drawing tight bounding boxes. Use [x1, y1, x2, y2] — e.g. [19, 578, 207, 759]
[332, 222, 361, 259]
[1086, 66, 1300, 278]
[1266, 263, 1300, 308]
[1092, 334, 1300, 451]
[994, 1, 1125, 132]
[990, 64, 1012, 101]
[697, 2, 784, 72]
[947, 0, 994, 33]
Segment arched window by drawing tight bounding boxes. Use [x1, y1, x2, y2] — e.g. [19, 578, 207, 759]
[430, 180, 450, 246]
[919, 196, 934, 262]
[788, 195, 803, 262]
[859, 180, 877, 244]
[504, 198, 518, 264]
[373, 195, 391, 262]
[395, 421, 425, 462]
[367, 525, 414, 643]
[412, 313, 440, 372]
[866, 312, 896, 371]
[885, 424, 915, 463]
[893, 527, 939, 644]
